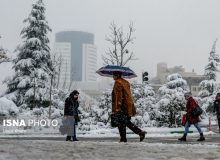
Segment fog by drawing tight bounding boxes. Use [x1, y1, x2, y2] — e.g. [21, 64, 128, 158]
[1, 0, 220, 93]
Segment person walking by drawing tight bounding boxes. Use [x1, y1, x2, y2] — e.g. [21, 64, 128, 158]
[178, 92, 205, 141]
[112, 71, 146, 142]
[64, 90, 80, 141]
[213, 93, 220, 133]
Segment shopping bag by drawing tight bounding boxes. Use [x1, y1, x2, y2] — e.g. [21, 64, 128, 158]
[110, 111, 128, 127]
[182, 114, 187, 126]
[59, 116, 75, 135]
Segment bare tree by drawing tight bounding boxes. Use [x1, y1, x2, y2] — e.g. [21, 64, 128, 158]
[56, 54, 62, 89]
[103, 22, 136, 66]
[48, 53, 61, 118]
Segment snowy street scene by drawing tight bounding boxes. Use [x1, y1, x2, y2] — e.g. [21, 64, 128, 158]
[1, 0, 220, 160]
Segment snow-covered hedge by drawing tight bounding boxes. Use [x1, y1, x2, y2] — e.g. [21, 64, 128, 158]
[0, 97, 19, 117]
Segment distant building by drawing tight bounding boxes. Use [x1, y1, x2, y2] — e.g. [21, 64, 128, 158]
[52, 31, 109, 97]
[53, 31, 97, 87]
[150, 62, 205, 96]
[53, 42, 71, 89]
[82, 44, 97, 82]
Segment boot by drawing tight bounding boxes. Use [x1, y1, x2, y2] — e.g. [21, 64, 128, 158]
[119, 138, 127, 143]
[72, 136, 79, 141]
[118, 125, 127, 142]
[139, 131, 146, 142]
[66, 136, 71, 141]
[197, 133, 205, 141]
[178, 134, 186, 141]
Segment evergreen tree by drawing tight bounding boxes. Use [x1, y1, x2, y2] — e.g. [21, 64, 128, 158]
[198, 39, 220, 112]
[6, 0, 52, 108]
[157, 73, 188, 127]
[199, 39, 220, 98]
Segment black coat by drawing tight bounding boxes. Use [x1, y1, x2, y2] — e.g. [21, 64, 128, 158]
[214, 100, 220, 113]
[64, 97, 80, 123]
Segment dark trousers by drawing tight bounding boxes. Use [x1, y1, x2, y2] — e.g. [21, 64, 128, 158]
[118, 117, 142, 140]
[217, 115, 220, 131]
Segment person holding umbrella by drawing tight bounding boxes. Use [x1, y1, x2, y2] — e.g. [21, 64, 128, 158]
[97, 65, 146, 142]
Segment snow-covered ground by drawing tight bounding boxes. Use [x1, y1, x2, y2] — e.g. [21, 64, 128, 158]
[0, 139, 219, 160]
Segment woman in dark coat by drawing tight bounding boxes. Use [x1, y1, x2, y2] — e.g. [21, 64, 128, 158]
[64, 90, 80, 141]
[213, 93, 220, 133]
[178, 92, 205, 141]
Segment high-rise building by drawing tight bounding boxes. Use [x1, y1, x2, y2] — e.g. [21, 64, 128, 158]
[53, 31, 97, 88]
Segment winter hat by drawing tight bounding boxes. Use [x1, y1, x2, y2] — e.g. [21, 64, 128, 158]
[70, 90, 79, 97]
[216, 93, 220, 97]
[184, 92, 192, 97]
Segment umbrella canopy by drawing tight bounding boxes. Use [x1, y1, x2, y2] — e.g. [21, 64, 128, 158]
[96, 65, 137, 79]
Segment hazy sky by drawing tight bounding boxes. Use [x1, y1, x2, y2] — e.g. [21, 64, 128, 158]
[1, 0, 220, 87]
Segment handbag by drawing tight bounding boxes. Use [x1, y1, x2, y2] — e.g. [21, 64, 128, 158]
[182, 114, 187, 126]
[59, 116, 75, 135]
[110, 111, 128, 127]
[191, 105, 203, 117]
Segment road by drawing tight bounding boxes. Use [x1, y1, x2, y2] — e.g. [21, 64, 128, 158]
[0, 134, 220, 160]
[0, 127, 219, 160]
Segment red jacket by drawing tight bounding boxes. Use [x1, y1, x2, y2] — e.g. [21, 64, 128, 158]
[186, 96, 199, 124]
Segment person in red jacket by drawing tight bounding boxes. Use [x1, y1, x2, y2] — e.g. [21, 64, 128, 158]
[178, 92, 205, 141]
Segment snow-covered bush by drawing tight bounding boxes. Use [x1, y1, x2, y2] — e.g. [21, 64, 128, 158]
[131, 82, 158, 127]
[78, 90, 111, 131]
[157, 73, 188, 127]
[0, 97, 19, 117]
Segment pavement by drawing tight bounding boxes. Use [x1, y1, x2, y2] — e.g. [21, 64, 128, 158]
[0, 131, 219, 145]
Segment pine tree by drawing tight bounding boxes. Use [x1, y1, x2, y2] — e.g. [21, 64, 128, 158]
[199, 39, 220, 98]
[157, 73, 188, 127]
[6, 0, 52, 109]
[198, 39, 220, 112]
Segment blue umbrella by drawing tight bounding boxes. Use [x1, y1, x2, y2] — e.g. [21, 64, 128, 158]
[96, 65, 137, 79]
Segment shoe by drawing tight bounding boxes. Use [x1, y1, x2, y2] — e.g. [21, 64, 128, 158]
[139, 131, 146, 142]
[197, 133, 205, 141]
[119, 138, 127, 142]
[72, 138, 79, 141]
[72, 136, 79, 141]
[66, 136, 71, 141]
[178, 134, 186, 141]
[197, 136, 205, 141]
